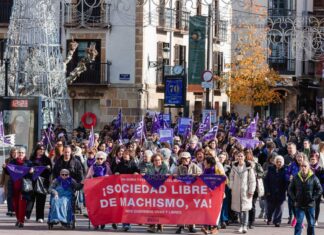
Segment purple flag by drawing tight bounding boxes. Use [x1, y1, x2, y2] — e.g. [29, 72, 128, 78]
[195, 113, 211, 138]
[199, 175, 226, 190]
[142, 175, 169, 189]
[175, 175, 197, 184]
[32, 166, 47, 180]
[6, 164, 30, 182]
[236, 137, 260, 149]
[229, 119, 236, 136]
[201, 125, 218, 142]
[0, 112, 4, 140]
[88, 126, 95, 148]
[151, 114, 161, 134]
[114, 109, 122, 129]
[133, 120, 145, 140]
[244, 120, 257, 139]
[267, 117, 272, 126]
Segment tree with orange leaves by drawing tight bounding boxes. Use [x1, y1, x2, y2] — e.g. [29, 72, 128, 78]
[221, 26, 284, 107]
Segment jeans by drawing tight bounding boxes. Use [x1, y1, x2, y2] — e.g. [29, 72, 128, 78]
[288, 195, 296, 219]
[239, 211, 249, 227]
[266, 200, 284, 224]
[248, 196, 257, 225]
[315, 197, 321, 221]
[295, 207, 315, 235]
[220, 186, 230, 223]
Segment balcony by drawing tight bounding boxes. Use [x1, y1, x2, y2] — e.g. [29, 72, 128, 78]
[157, 7, 190, 33]
[268, 8, 296, 17]
[0, 1, 13, 26]
[64, 1, 111, 29]
[268, 58, 296, 75]
[67, 61, 111, 85]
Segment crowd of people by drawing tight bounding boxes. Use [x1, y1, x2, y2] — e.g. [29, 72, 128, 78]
[0, 110, 324, 235]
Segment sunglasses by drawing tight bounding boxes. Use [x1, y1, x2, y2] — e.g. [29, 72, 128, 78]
[61, 174, 69, 176]
[97, 158, 104, 160]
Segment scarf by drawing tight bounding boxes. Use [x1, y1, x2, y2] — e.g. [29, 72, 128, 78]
[93, 164, 107, 177]
[311, 163, 319, 172]
[204, 167, 215, 175]
[57, 176, 73, 190]
[87, 158, 96, 168]
[16, 158, 24, 165]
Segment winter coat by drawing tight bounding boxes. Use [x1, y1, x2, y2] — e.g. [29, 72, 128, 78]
[286, 160, 300, 181]
[30, 155, 52, 189]
[176, 162, 202, 176]
[288, 171, 323, 208]
[146, 162, 169, 175]
[310, 164, 324, 194]
[229, 161, 256, 212]
[138, 161, 152, 174]
[52, 156, 84, 183]
[115, 159, 139, 174]
[264, 165, 289, 203]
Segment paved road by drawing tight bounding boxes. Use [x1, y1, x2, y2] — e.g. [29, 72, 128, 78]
[1, 201, 324, 234]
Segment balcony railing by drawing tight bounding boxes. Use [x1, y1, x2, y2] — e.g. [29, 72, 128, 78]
[0, 1, 13, 26]
[157, 7, 190, 32]
[268, 8, 296, 17]
[67, 61, 111, 85]
[64, 2, 111, 29]
[268, 58, 296, 75]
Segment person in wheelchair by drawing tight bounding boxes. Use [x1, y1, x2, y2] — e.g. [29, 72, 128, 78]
[48, 169, 82, 229]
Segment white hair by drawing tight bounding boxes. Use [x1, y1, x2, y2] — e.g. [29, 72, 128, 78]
[95, 151, 107, 161]
[274, 155, 284, 164]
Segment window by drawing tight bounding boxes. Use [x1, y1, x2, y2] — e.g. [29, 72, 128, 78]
[0, 0, 13, 24]
[175, 0, 183, 30]
[157, 42, 170, 84]
[213, 51, 223, 76]
[174, 44, 186, 67]
[218, 20, 227, 42]
[158, 0, 166, 27]
[66, 39, 101, 84]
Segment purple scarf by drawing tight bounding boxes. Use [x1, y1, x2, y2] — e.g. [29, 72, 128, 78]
[57, 176, 73, 190]
[87, 158, 96, 168]
[204, 167, 215, 175]
[93, 164, 107, 177]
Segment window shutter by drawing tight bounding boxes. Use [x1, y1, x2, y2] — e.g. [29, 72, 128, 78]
[174, 44, 180, 65]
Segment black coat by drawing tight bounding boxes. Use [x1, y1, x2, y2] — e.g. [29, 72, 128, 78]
[288, 172, 323, 208]
[53, 156, 84, 183]
[264, 166, 289, 203]
[114, 159, 139, 174]
[30, 155, 52, 189]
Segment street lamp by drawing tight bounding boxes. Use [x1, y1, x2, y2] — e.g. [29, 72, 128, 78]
[148, 45, 170, 83]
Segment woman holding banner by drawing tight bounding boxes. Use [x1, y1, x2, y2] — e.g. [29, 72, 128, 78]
[175, 151, 202, 234]
[114, 150, 140, 231]
[146, 153, 169, 233]
[201, 156, 225, 234]
[229, 151, 256, 234]
[3, 147, 34, 228]
[86, 151, 112, 229]
[26, 144, 52, 223]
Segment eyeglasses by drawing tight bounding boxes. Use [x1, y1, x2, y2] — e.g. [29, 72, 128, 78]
[61, 174, 69, 176]
[154, 159, 162, 162]
[97, 158, 104, 160]
[18, 152, 25, 154]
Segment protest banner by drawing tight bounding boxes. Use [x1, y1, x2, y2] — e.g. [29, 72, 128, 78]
[84, 174, 226, 226]
[159, 128, 174, 143]
[177, 118, 192, 135]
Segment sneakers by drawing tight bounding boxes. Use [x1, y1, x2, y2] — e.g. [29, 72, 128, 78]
[238, 226, 244, 233]
[176, 226, 183, 234]
[112, 224, 117, 230]
[291, 217, 297, 227]
[220, 222, 227, 229]
[242, 226, 248, 233]
[275, 223, 280, 227]
[123, 225, 130, 232]
[147, 225, 156, 233]
[188, 226, 197, 233]
[37, 219, 44, 223]
[315, 221, 318, 227]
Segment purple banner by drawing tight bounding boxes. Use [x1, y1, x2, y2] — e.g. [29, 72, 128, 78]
[236, 137, 260, 149]
[142, 175, 169, 190]
[32, 166, 47, 180]
[6, 164, 30, 182]
[200, 175, 227, 190]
